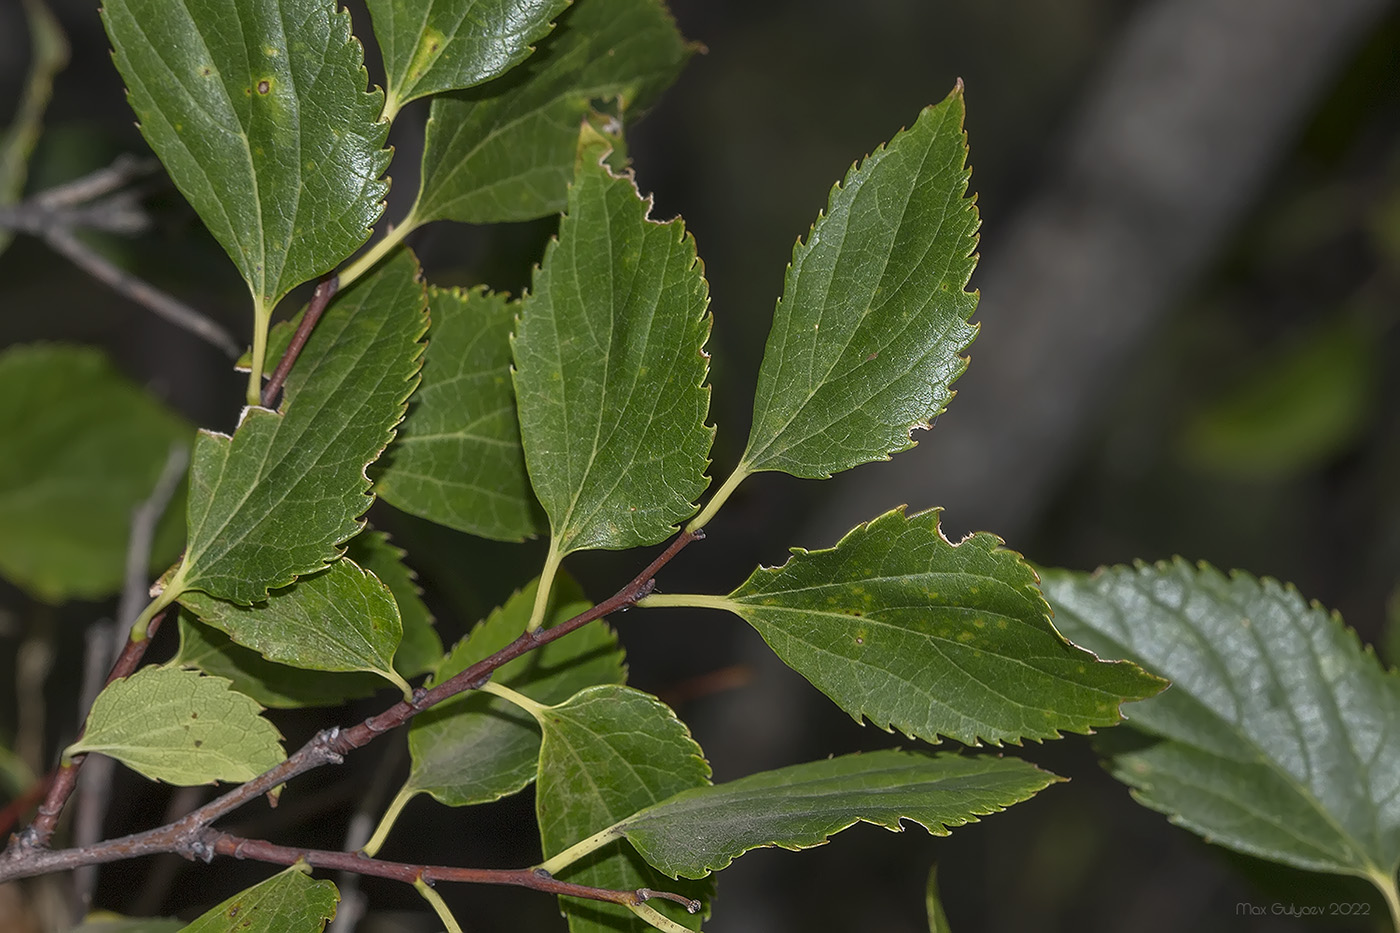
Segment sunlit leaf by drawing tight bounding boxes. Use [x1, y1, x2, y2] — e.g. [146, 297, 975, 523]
[178, 867, 337, 933]
[101, 0, 389, 308]
[0, 344, 188, 603]
[514, 126, 712, 556]
[413, 0, 689, 225]
[376, 286, 540, 541]
[172, 249, 426, 604]
[68, 667, 284, 786]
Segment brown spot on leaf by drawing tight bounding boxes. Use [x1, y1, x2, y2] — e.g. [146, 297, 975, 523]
[257, 79, 271, 94]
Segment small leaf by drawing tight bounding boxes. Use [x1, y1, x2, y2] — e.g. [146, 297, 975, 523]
[0, 344, 188, 603]
[614, 750, 1057, 879]
[346, 529, 443, 677]
[406, 573, 624, 807]
[179, 558, 409, 695]
[926, 864, 952, 933]
[172, 611, 385, 709]
[177, 866, 337, 933]
[514, 128, 712, 555]
[368, 0, 572, 115]
[0, 0, 69, 258]
[537, 685, 710, 933]
[101, 0, 389, 308]
[376, 286, 540, 541]
[740, 87, 979, 480]
[68, 667, 284, 786]
[1040, 561, 1400, 888]
[718, 509, 1163, 746]
[414, 0, 690, 225]
[173, 249, 427, 604]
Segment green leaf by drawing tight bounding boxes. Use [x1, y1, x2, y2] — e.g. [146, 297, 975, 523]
[100, 0, 389, 309]
[711, 509, 1164, 747]
[926, 864, 952, 933]
[367, 0, 572, 117]
[171, 611, 385, 709]
[177, 866, 337, 933]
[178, 558, 411, 696]
[68, 667, 284, 786]
[1040, 561, 1400, 889]
[739, 87, 979, 480]
[0, 0, 69, 258]
[514, 128, 712, 557]
[346, 529, 443, 677]
[376, 286, 540, 541]
[609, 750, 1057, 879]
[406, 573, 624, 807]
[0, 344, 188, 603]
[536, 685, 710, 933]
[413, 0, 690, 225]
[172, 249, 427, 605]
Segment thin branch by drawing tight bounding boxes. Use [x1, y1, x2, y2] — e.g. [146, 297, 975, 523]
[41, 227, 241, 359]
[35, 155, 158, 207]
[260, 276, 338, 408]
[116, 443, 190, 637]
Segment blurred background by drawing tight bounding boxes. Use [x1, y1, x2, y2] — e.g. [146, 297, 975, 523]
[2, 0, 1399, 930]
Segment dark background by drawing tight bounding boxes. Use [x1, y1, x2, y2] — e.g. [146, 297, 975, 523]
[2, 1, 1399, 931]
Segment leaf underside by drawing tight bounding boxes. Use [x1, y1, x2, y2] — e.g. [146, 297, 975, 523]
[1041, 561, 1400, 883]
[178, 866, 338, 933]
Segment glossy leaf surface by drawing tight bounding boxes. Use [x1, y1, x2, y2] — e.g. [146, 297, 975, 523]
[0, 345, 187, 603]
[617, 750, 1058, 878]
[741, 87, 979, 479]
[376, 286, 539, 541]
[174, 250, 426, 604]
[179, 867, 337, 933]
[101, 0, 389, 306]
[406, 574, 624, 806]
[537, 685, 710, 932]
[368, 0, 570, 113]
[68, 667, 283, 786]
[720, 509, 1163, 746]
[414, 0, 689, 224]
[1041, 561, 1400, 885]
[514, 129, 712, 554]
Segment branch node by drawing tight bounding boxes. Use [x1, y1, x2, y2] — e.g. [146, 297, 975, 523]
[691, 528, 706, 541]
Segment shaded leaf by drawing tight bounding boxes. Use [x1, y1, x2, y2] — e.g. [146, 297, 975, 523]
[178, 867, 337, 933]
[376, 286, 540, 541]
[0, 344, 188, 603]
[368, 0, 571, 115]
[346, 529, 443, 677]
[740, 88, 978, 480]
[612, 750, 1057, 879]
[414, 0, 689, 225]
[406, 573, 624, 807]
[101, 0, 389, 308]
[68, 667, 284, 786]
[1040, 561, 1400, 887]
[716, 509, 1163, 746]
[0, 0, 69, 257]
[179, 558, 410, 695]
[514, 127, 712, 556]
[172, 249, 426, 604]
[537, 684, 710, 933]
[172, 611, 385, 709]
[926, 864, 952, 933]
[73, 916, 183, 933]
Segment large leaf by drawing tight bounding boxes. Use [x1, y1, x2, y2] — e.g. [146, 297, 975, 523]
[513, 127, 712, 556]
[178, 867, 337, 933]
[101, 0, 389, 309]
[1040, 561, 1400, 890]
[376, 286, 539, 541]
[739, 87, 979, 480]
[0, 344, 188, 603]
[346, 528, 442, 676]
[170, 249, 426, 605]
[698, 509, 1163, 747]
[606, 750, 1057, 879]
[0, 0, 69, 258]
[535, 685, 710, 933]
[413, 0, 689, 225]
[406, 573, 624, 807]
[367, 0, 571, 116]
[67, 667, 284, 786]
[171, 612, 386, 709]
[179, 558, 411, 697]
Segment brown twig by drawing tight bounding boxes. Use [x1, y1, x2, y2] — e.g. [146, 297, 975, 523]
[260, 276, 339, 408]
